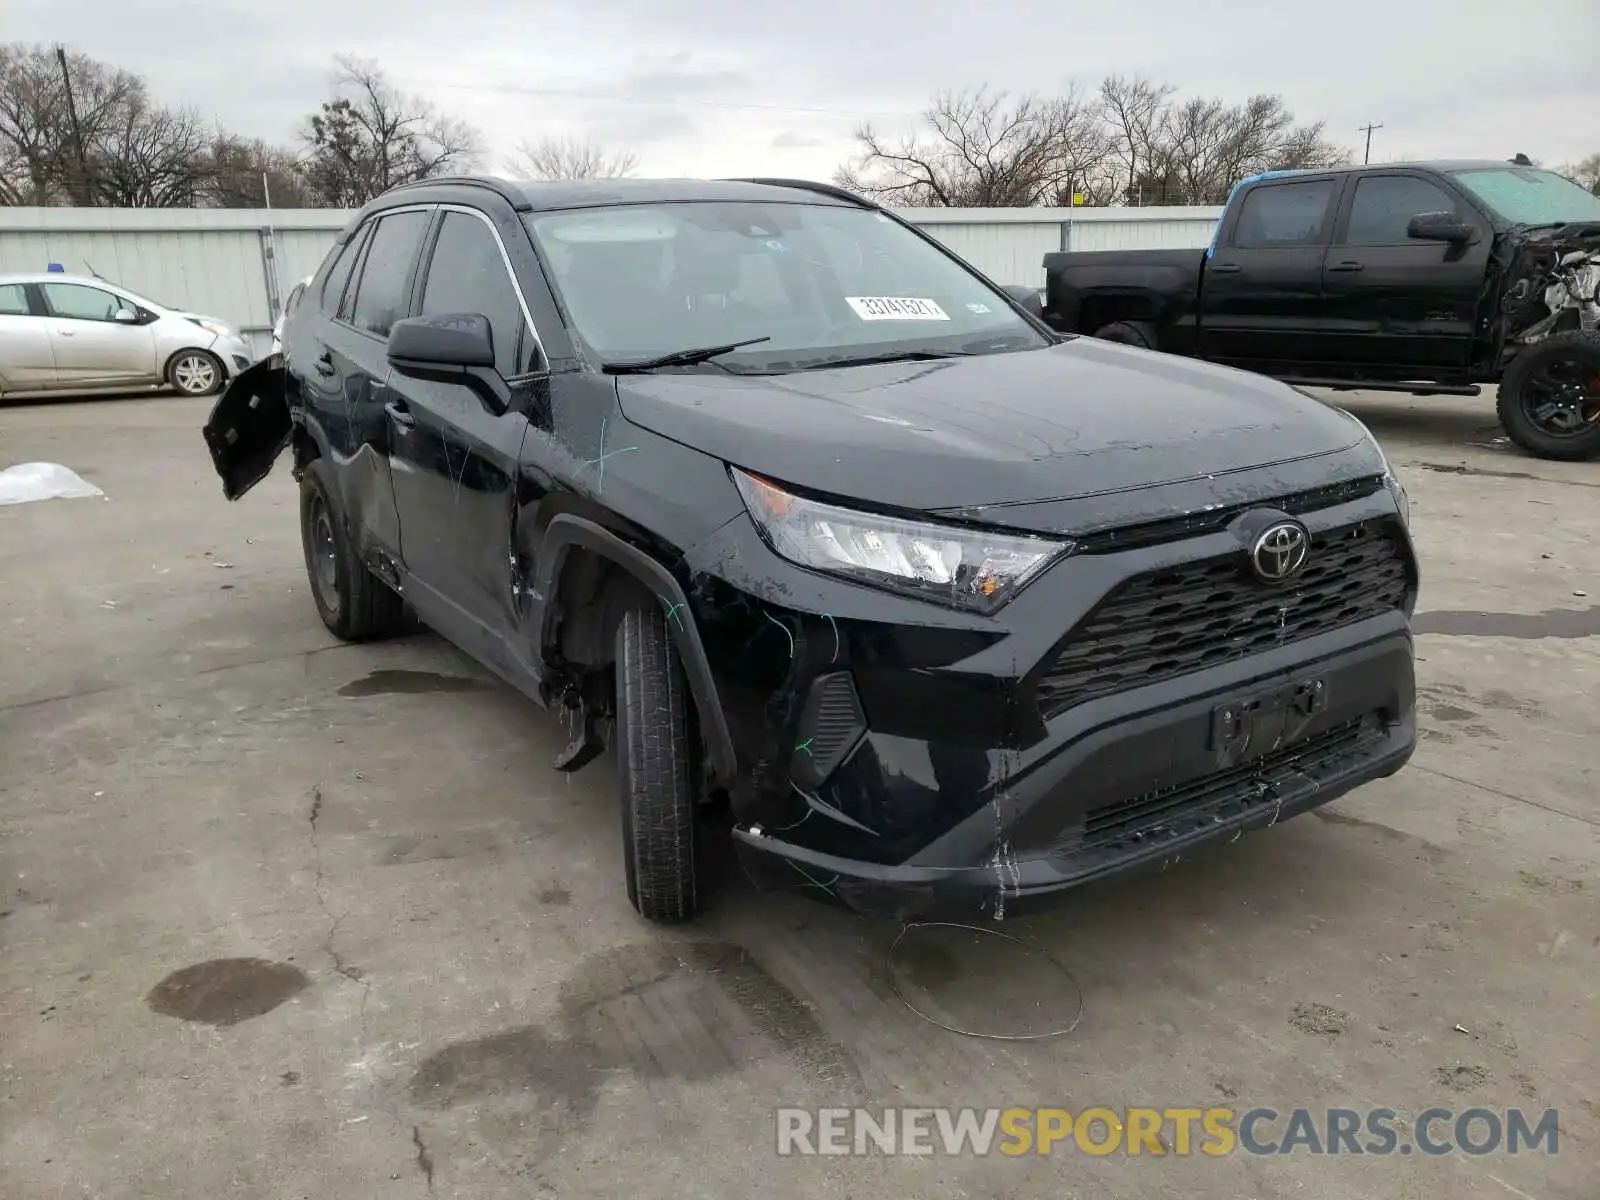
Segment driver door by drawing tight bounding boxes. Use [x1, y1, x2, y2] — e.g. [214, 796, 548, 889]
[38, 281, 157, 387]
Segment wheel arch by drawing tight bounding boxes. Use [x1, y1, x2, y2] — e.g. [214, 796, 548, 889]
[533, 514, 738, 787]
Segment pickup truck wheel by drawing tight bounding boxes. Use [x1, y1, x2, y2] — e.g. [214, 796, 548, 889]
[1093, 321, 1156, 350]
[299, 460, 406, 641]
[615, 604, 699, 922]
[1498, 331, 1600, 461]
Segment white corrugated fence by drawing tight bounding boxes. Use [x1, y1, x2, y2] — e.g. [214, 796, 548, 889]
[0, 202, 1223, 358]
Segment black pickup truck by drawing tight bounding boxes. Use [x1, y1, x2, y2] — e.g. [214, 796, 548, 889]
[1041, 160, 1600, 460]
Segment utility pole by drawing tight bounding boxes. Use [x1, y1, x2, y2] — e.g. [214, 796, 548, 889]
[54, 45, 93, 205]
[1358, 122, 1384, 165]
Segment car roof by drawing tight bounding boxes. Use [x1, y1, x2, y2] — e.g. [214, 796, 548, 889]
[367, 175, 869, 217]
[0, 272, 131, 288]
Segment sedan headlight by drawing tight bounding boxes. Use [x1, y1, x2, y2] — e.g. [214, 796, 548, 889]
[732, 468, 1071, 613]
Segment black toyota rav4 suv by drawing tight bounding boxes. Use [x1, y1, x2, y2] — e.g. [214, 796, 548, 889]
[204, 175, 1418, 922]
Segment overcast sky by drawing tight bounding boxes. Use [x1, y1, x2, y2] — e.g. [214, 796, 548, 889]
[10, 0, 1598, 185]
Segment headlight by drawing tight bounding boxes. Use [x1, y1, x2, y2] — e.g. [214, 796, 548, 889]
[199, 320, 231, 338]
[732, 468, 1071, 613]
[1344, 411, 1409, 529]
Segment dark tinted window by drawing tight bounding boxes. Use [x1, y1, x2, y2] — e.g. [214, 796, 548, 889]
[349, 210, 429, 337]
[420, 212, 533, 376]
[321, 226, 368, 314]
[0, 283, 29, 315]
[1233, 180, 1337, 248]
[1346, 176, 1460, 245]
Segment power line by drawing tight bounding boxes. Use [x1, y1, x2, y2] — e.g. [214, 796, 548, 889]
[1358, 121, 1384, 165]
[428, 79, 915, 120]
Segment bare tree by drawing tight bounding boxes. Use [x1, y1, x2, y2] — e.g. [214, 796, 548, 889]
[0, 43, 143, 204]
[837, 86, 1112, 207]
[201, 134, 310, 207]
[90, 97, 211, 207]
[837, 78, 1349, 209]
[1098, 76, 1173, 205]
[299, 55, 482, 207]
[1557, 152, 1600, 196]
[506, 135, 638, 180]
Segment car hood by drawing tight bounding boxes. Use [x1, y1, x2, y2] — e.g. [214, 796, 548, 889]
[617, 339, 1368, 521]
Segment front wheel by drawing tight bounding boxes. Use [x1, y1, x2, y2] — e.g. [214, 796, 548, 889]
[1497, 331, 1600, 461]
[615, 604, 700, 922]
[168, 349, 225, 397]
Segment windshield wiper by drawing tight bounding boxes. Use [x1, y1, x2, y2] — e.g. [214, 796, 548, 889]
[602, 337, 771, 374]
[797, 348, 973, 371]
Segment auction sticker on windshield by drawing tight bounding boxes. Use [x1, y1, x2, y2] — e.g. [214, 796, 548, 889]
[846, 297, 951, 321]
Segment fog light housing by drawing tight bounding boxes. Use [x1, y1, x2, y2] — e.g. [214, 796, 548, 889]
[791, 671, 867, 789]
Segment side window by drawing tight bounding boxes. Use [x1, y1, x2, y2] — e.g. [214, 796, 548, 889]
[1345, 176, 1460, 246]
[336, 231, 372, 324]
[349, 210, 430, 338]
[1233, 181, 1338, 249]
[419, 211, 534, 376]
[41, 282, 124, 321]
[320, 226, 368, 314]
[0, 283, 30, 315]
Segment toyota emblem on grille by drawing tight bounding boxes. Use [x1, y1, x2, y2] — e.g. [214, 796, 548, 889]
[1250, 521, 1309, 583]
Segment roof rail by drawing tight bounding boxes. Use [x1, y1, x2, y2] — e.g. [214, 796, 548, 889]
[722, 177, 874, 208]
[380, 175, 531, 210]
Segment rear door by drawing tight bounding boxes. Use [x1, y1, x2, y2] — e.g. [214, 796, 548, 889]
[309, 207, 432, 569]
[0, 282, 57, 391]
[1199, 177, 1341, 367]
[1319, 172, 1491, 375]
[38, 281, 158, 386]
[388, 205, 541, 640]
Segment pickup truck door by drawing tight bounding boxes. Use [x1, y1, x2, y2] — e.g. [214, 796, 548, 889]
[1319, 172, 1490, 376]
[1198, 176, 1342, 368]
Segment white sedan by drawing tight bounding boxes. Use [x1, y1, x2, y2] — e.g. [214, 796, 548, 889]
[0, 272, 254, 400]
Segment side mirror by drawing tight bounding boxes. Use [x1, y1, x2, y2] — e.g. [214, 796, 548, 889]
[1001, 283, 1045, 318]
[387, 313, 495, 373]
[113, 307, 139, 323]
[1407, 212, 1474, 243]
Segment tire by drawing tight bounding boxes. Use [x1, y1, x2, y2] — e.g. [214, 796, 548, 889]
[615, 604, 699, 922]
[1497, 331, 1600, 462]
[167, 349, 225, 397]
[299, 459, 406, 641]
[1093, 320, 1157, 349]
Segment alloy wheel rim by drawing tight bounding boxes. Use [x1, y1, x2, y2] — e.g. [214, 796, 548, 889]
[1523, 353, 1600, 438]
[174, 354, 217, 394]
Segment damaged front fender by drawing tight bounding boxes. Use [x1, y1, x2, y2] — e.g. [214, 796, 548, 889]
[200, 355, 292, 500]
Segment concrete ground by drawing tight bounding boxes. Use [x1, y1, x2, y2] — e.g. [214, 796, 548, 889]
[1, 389, 1595, 1200]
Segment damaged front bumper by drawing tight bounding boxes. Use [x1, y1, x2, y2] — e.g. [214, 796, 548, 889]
[731, 627, 1415, 919]
[702, 479, 1419, 920]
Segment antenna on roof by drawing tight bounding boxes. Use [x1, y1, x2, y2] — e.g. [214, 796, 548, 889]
[82, 259, 109, 281]
[1509, 153, 1533, 166]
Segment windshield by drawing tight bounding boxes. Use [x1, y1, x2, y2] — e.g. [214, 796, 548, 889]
[1448, 167, 1600, 226]
[522, 201, 1049, 371]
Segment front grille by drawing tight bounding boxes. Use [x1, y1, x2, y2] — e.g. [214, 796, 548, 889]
[1071, 475, 1385, 555]
[1080, 715, 1379, 849]
[1036, 520, 1409, 716]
